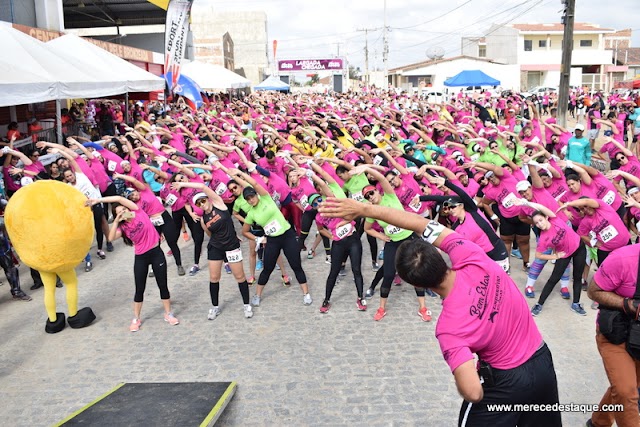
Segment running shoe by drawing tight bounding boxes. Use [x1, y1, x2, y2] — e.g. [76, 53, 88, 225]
[339, 266, 347, 276]
[511, 248, 522, 259]
[571, 303, 587, 316]
[525, 286, 535, 298]
[251, 294, 261, 307]
[164, 312, 180, 325]
[97, 250, 106, 260]
[129, 318, 141, 332]
[365, 287, 375, 298]
[582, 279, 588, 292]
[372, 262, 380, 271]
[12, 291, 32, 301]
[177, 265, 186, 276]
[30, 281, 43, 290]
[224, 263, 231, 274]
[320, 300, 331, 313]
[418, 307, 432, 322]
[189, 265, 200, 276]
[247, 276, 255, 285]
[106, 242, 114, 252]
[85, 261, 93, 272]
[325, 255, 332, 264]
[531, 303, 543, 317]
[307, 249, 315, 259]
[207, 306, 221, 320]
[167, 250, 173, 256]
[256, 259, 263, 271]
[303, 293, 313, 305]
[560, 287, 571, 299]
[282, 275, 291, 286]
[357, 298, 367, 311]
[425, 289, 438, 298]
[378, 250, 384, 260]
[182, 231, 190, 241]
[591, 301, 599, 310]
[244, 304, 254, 319]
[148, 271, 155, 278]
[373, 307, 386, 321]
[393, 274, 402, 286]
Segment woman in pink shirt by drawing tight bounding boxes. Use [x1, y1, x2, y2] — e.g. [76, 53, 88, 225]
[89, 195, 179, 332]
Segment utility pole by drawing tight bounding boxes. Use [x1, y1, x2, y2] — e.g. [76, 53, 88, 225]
[357, 28, 370, 89]
[334, 42, 343, 57]
[383, 0, 389, 88]
[557, 0, 575, 128]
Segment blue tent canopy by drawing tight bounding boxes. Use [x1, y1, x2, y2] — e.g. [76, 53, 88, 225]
[254, 75, 290, 92]
[443, 70, 500, 87]
[162, 72, 204, 109]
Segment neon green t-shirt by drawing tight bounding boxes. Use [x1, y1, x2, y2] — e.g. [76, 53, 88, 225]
[342, 173, 370, 202]
[232, 194, 251, 215]
[328, 182, 347, 199]
[366, 193, 413, 241]
[244, 194, 290, 236]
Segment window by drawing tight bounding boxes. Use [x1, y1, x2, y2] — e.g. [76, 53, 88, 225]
[538, 40, 546, 48]
[478, 46, 486, 57]
[524, 40, 532, 51]
[580, 39, 593, 47]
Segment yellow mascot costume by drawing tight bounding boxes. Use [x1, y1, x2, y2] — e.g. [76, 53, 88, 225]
[5, 180, 96, 333]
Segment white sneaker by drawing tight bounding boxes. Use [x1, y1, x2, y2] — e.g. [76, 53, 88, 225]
[251, 294, 261, 307]
[244, 304, 254, 318]
[303, 293, 313, 305]
[207, 306, 221, 320]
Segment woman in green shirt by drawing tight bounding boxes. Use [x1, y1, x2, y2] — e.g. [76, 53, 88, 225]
[231, 169, 312, 308]
[355, 165, 431, 322]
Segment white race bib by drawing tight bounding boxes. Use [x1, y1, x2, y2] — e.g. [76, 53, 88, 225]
[225, 248, 243, 263]
[264, 219, 282, 236]
[408, 197, 422, 212]
[300, 195, 310, 211]
[150, 215, 165, 227]
[386, 224, 403, 235]
[107, 160, 117, 172]
[165, 193, 178, 207]
[214, 181, 227, 195]
[351, 191, 365, 202]
[501, 192, 517, 209]
[599, 225, 619, 243]
[335, 223, 353, 240]
[20, 176, 34, 186]
[530, 136, 540, 145]
[373, 155, 384, 165]
[602, 190, 616, 206]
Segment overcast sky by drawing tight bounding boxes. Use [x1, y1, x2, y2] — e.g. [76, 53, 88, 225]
[197, 0, 640, 70]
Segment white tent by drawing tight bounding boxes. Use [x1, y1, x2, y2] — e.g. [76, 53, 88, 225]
[0, 22, 125, 107]
[47, 35, 165, 93]
[254, 75, 290, 91]
[181, 61, 251, 90]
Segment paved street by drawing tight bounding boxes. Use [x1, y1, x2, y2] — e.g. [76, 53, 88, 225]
[0, 226, 608, 426]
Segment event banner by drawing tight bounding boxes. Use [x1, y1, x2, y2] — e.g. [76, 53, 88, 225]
[164, 0, 193, 90]
[278, 59, 344, 72]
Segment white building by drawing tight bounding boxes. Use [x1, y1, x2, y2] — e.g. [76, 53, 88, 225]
[388, 55, 520, 92]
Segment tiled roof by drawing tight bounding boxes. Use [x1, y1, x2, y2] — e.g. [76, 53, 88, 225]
[510, 23, 614, 32]
[616, 48, 640, 65]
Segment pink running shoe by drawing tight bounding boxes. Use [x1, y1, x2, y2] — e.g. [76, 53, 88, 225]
[163, 312, 179, 326]
[129, 318, 141, 332]
[356, 298, 367, 311]
[418, 307, 432, 322]
[374, 307, 386, 321]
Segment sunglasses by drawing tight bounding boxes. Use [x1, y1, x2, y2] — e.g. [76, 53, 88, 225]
[311, 197, 324, 208]
[364, 191, 376, 200]
[443, 201, 461, 208]
[195, 198, 207, 207]
[616, 156, 626, 162]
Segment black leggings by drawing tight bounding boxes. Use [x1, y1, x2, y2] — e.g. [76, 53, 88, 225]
[299, 208, 331, 251]
[538, 242, 587, 305]
[380, 235, 425, 299]
[325, 233, 364, 300]
[92, 204, 105, 250]
[258, 228, 307, 286]
[357, 218, 378, 262]
[155, 210, 182, 267]
[172, 206, 204, 265]
[133, 246, 169, 303]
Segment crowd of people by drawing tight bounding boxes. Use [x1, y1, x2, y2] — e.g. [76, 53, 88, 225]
[3, 85, 640, 425]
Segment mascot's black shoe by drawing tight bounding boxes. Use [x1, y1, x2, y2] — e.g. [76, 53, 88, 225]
[45, 313, 66, 334]
[68, 307, 96, 329]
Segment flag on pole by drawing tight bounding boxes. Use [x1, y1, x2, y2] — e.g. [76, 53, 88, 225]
[164, 0, 193, 91]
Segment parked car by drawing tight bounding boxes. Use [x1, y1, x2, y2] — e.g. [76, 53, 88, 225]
[521, 86, 558, 97]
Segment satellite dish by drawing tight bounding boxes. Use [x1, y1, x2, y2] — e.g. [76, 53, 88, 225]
[426, 46, 445, 60]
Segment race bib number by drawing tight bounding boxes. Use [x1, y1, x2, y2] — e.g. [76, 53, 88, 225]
[165, 193, 178, 207]
[214, 181, 227, 196]
[530, 136, 540, 145]
[107, 160, 117, 172]
[501, 192, 517, 209]
[373, 155, 384, 166]
[300, 194, 309, 211]
[408, 197, 421, 212]
[20, 176, 34, 186]
[351, 191, 365, 202]
[335, 223, 353, 240]
[385, 224, 403, 235]
[150, 215, 165, 227]
[264, 219, 282, 236]
[225, 248, 243, 263]
[602, 190, 616, 206]
[599, 225, 619, 243]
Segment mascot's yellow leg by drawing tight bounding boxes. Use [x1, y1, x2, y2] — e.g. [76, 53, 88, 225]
[40, 271, 59, 322]
[57, 269, 79, 317]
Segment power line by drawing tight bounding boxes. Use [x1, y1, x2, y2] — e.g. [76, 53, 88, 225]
[394, 0, 474, 30]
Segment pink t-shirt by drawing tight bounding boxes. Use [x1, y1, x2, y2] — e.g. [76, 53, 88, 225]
[436, 232, 543, 371]
[208, 168, 234, 203]
[537, 217, 580, 256]
[393, 173, 429, 216]
[257, 157, 287, 180]
[587, 174, 622, 211]
[135, 187, 165, 216]
[159, 182, 186, 212]
[119, 209, 160, 255]
[616, 156, 640, 181]
[594, 244, 640, 298]
[315, 215, 356, 241]
[520, 186, 568, 222]
[250, 171, 291, 208]
[481, 172, 521, 218]
[289, 176, 317, 212]
[577, 199, 630, 251]
[454, 213, 495, 253]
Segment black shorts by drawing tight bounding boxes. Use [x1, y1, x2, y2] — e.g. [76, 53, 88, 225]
[207, 241, 241, 262]
[499, 215, 530, 236]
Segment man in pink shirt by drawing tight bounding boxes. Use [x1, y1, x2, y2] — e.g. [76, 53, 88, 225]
[319, 198, 560, 427]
